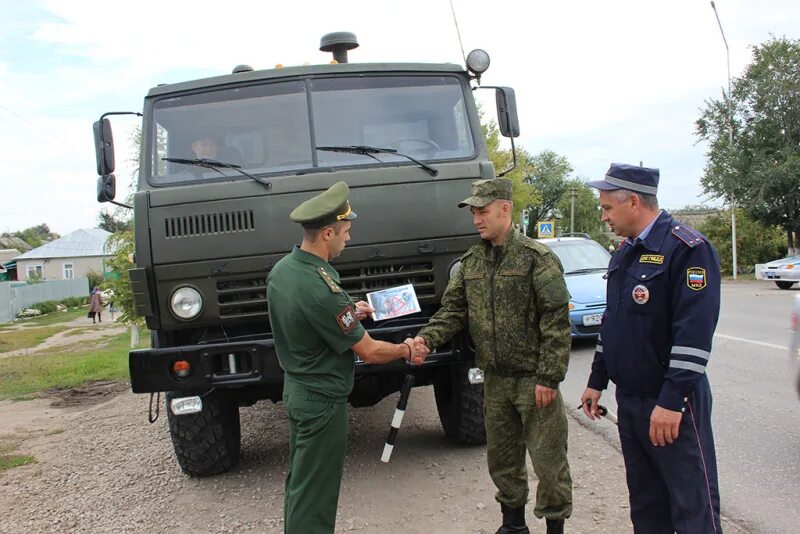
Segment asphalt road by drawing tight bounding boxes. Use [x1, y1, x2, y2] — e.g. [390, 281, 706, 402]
[561, 279, 800, 534]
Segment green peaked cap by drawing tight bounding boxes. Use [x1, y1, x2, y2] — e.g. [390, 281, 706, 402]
[290, 181, 358, 228]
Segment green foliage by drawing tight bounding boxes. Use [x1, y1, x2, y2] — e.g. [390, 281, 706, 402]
[695, 36, 800, 251]
[698, 208, 787, 274]
[97, 209, 133, 233]
[3, 224, 59, 248]
[25, 271, 43, 284]
[524, 150, 573, 230]
[85, 269, 105, 291]
[103, 231, 142, 326]
[482, 116, 540, 223]
[555, 180, 610, 247]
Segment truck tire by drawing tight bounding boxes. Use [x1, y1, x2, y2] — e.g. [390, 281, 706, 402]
[166, 389, 241, 477]
[434, 363, 486, 445]
[776, 281, 797, 290]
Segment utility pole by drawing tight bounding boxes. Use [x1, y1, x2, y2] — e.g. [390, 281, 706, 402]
[569, 188, 577, 234]
[711, 0, 738, 279]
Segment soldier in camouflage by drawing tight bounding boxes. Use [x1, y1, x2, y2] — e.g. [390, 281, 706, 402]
[415, 178, 573, 534]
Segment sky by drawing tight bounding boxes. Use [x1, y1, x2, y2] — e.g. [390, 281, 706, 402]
[1, 0, 799, 235]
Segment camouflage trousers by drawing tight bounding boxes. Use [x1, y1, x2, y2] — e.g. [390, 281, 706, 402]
[484, 373, 573, 519]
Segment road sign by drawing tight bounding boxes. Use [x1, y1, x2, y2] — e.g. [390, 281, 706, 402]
[537, 220, 555, 238]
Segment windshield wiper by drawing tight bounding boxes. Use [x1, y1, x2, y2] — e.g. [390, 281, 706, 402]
[316, 145, 438, 176]
[162, 157, 271, 190]
[565, 267, 608, 275]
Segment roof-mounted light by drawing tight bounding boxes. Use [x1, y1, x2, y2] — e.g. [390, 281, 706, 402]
[466, 49, 490, 78]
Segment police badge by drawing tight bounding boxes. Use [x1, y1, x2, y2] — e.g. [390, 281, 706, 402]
[632, 284, 650, 305]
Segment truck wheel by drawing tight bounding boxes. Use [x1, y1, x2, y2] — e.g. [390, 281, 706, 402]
[433, 363, 486, 445]
[166, 389, 241, 477]
[776, 281, 797, 290]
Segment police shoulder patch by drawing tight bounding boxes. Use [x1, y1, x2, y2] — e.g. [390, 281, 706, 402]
[336, 305, 357, 333]
[686, 267, 707, 291]
[317, 267, 341, 293]
[672, 225, 705, 248]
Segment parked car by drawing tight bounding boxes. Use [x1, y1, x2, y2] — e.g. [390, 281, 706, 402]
[790, 295, 800, 399]
[755, 256, 800, 290]
[538, 235, 611, 338]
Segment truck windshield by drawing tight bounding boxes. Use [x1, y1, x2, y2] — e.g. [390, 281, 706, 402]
[147, 75, 475, 184]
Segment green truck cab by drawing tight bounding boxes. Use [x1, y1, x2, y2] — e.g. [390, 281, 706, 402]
[93, 33, 520, 476]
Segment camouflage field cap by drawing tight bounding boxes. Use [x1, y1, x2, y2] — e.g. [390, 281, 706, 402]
[290, 181, 358, 229]
[458, 178, 513, 208]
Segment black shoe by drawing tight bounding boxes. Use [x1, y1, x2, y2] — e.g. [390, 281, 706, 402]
[545, 518, 564, 534]
[495, 503, 530, 534]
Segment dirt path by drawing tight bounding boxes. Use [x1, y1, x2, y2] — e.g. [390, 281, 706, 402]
[0, 386, 751, 534]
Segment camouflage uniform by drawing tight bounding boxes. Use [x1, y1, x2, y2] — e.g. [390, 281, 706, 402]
[418, 180, 573, 522]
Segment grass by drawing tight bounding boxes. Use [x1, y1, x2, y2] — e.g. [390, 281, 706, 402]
[0, 454, 36, 471]
[0, 332, 133, 400]
[0, 326, 65, 353]
[0, 308, 86, 330]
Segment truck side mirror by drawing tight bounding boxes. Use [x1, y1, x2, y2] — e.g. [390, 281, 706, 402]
[495, 87, 520, 138]
[93, 118, 115, 175]
[97, 174, 117, 203]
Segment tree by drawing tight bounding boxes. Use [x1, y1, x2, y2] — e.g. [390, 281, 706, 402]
[97, 208, 133, 233]
[696, 36, 800, 255]
[482, 118, 539, 223]
[555, 180, 610, 247]
[524, 150, 573, 232]
[3, 223, 59, 248]
[699, 208, 786, 274]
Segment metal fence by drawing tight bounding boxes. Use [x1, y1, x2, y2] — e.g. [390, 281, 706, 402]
[0, 277, 90, 323]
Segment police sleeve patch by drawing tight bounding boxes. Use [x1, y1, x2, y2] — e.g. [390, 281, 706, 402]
[336, 305, 357, 333]
[686, 267, 707, 290]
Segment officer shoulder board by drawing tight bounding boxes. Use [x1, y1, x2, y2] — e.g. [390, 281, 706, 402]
[671, 224, 705, 248]
[317, 267, 342, 293]
[520, 236, 551, 256]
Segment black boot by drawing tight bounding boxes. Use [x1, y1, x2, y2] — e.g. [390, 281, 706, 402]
[545, 518, 564, 534]
[495, 503, 530, 534]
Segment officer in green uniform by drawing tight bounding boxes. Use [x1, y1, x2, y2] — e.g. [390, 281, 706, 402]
[267, 181, 427, 534]
[414, 178, 573, 534]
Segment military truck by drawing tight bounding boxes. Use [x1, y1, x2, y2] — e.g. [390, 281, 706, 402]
[93, 32, 520, 476]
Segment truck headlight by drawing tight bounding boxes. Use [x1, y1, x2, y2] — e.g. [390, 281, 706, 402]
[170, 286, 203, 320]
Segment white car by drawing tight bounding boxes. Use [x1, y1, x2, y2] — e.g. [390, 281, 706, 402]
[791, 295, 800, 399]
[755, 256, 800, 290]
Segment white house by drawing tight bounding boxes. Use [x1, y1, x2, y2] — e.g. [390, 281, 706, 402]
[14, 229, 112, 282]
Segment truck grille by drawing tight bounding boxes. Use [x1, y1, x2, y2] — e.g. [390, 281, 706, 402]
[337, 262, 436, 302]
[166, 210, 255, 239]
[217, 276, 268, 320]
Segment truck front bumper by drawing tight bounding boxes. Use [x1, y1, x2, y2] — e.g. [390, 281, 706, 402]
[129, 323, 467, 394]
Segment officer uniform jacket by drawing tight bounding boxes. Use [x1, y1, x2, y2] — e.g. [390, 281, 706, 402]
[588, 211, 721, 411]
[419, 228, 572, 388]
[267, 246, 366, 399]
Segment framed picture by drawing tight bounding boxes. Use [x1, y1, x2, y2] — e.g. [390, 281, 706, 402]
[366, 284, 421, 321]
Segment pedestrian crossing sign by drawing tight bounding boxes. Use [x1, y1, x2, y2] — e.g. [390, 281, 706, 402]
[537, 221, 555, 238]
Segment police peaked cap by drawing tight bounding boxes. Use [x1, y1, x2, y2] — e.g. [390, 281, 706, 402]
[588, 163, 659, 195]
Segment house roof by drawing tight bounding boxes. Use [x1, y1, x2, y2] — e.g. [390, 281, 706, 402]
[14, 229, 112, 260]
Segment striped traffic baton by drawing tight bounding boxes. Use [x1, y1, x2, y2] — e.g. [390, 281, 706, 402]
[381, 374, 415, 463]
[578, 399, 618, 425]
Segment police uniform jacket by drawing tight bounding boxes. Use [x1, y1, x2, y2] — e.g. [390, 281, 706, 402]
[418, 228, 572, 388]
[587, 211, 721, 411]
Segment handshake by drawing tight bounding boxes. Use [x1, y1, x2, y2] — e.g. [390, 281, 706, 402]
[402, 336, 431, 366]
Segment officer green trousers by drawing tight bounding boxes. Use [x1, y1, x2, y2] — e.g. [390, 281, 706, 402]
[283, 386, 348, 534]
[484, 373, 573, 519]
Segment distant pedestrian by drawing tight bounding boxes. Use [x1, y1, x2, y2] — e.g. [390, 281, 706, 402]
[88, 287, 104, 323]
